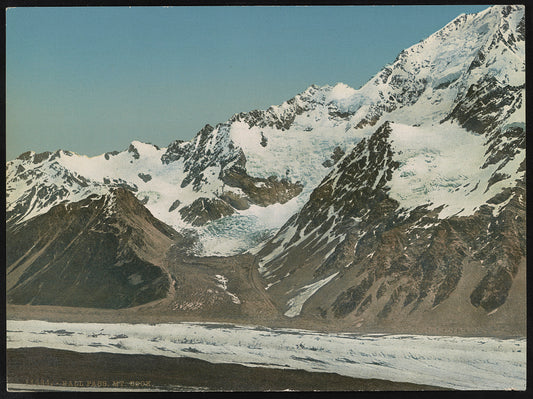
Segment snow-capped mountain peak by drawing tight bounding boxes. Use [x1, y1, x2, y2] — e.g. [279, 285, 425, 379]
[251, 5, 525, 322]
[5, 5, 526, 335]
[6, 5, 524, 258]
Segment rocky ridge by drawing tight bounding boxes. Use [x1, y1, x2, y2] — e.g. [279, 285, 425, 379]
[4, 5, 526, 334]
[6, 188, 177, 308]
[254, 5, 525, 332]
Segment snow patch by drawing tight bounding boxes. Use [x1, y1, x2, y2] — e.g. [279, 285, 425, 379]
[214, 274, 241, 304]
[284, 272, 339, 318]
[386, 122, 524, 219]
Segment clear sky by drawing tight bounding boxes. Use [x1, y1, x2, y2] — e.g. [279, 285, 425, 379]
[6, 5, 490, 160]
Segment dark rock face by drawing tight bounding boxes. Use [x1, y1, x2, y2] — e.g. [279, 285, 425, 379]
[218, 191, 251, 211]
[468, 180, 526, 311]
[161, 124, 214, 165]
[260, 132, 268, 147]
[257, 119, 525, 329]
[442, 76, 523, 136]
[221, 166, 303, 208]
[333, 274, 374, 318]
[104, 151, 119, 160]
[230, 99, 307, 131]
[138, 173, 152, 183]
[176, 163, 303, 223]
[6, 188, 177, 309]
[128, 144, 140, 160]
[33, 151, 52, 164]
[168, 199, 182, 212]
[16, 151, 33, 161]
[322, 146, 346, 168]
[179, 197, 235, 227]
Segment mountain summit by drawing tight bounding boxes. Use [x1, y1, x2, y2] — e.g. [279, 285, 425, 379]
[254, 5, 525, 333]
[6, 5, 525, 334]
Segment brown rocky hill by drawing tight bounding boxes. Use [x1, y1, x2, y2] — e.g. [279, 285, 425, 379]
[6, 188, 278, 321]
[6, 188, 177, 308]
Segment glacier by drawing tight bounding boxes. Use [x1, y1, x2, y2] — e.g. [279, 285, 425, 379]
[7, 320, 526, 390]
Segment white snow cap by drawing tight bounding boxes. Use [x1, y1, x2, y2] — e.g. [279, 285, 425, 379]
[6, 5, 524, 256]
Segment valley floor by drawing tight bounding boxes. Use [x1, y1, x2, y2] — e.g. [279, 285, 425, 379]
[6, 251, 526, 393]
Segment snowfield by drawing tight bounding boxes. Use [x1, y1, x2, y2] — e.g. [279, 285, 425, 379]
[386, 122, 525, 218]
[7, 320, 526, 391]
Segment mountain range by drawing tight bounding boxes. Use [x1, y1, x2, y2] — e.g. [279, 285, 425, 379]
[6, 5, 526, 336]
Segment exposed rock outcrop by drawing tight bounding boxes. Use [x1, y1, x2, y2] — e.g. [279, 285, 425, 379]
[6, 188, 178, 309]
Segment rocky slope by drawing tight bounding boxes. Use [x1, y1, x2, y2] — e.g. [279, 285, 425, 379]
[6, 188, 178, 308]
[254, 5, 525, 333]
[255, 123, 525, 330]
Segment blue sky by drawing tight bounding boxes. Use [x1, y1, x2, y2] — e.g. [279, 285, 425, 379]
[6, 5, 489, 160]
